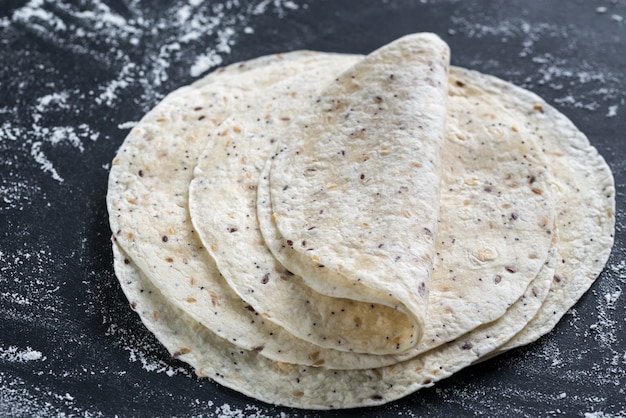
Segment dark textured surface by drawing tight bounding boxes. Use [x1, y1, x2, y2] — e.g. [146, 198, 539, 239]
[1, 1, 625, 416]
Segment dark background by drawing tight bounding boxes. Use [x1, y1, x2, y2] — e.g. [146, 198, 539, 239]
[1, 0, 625, 416]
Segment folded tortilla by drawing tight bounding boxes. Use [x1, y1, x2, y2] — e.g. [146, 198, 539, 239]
[258, 33, 449, 352]
[190, 33, 449, 355]
[257, 38, 554, 356]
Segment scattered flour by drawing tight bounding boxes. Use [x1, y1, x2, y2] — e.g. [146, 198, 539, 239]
[606, 104, 619, 118]
[585, 412, 626, 418]
[0, 346, 44, 363]
[116, 121, 138, 130]
[1, 0, 306, 192]
[449, 11, 624, 112]
[103, 316, 192, 379]
[190, 50, 224, 78]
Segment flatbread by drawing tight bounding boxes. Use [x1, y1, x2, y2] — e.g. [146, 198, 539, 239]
[106, 34, 615, 410]
[257, 51, 554, 356]
[419, 90, 555, 350]
[188, 44, 556, 368]
[189, 55, 420, 355]
[190, 34, 450, 355]
[444, 68, 615, 354]
[259, 34, 450, 353]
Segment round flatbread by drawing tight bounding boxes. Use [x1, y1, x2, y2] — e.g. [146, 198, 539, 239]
[261, 34, 450, 353]
[111, 237, 554, 409]
[107, 34, 615, 410]
[190, 34, 449, 356]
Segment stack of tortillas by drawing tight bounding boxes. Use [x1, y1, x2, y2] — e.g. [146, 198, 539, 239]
[107, 33, 615, 409]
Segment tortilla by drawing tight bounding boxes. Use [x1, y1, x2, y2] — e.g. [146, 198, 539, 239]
[418, 91, 555, 351]
[256, 34, 449, 353]
[257, 46, 554, 356]
[188, 43, 555, 368]
[444, 68, 615, 354]
[106, 33, 615, 410]
[189, 33, 450, 355]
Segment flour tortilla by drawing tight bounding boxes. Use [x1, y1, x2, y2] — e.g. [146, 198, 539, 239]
[444, 68, 615, 354]
[189, 34, 450, 355]
[418, 92, 555, 351]
[107, 52, 411, 368]
[107, 41, 615, 409]
[189, 38, 555, 360]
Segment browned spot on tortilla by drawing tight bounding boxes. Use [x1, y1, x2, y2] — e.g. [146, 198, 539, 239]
[274, 362, 295, 375]
[209, 291, 220, 307]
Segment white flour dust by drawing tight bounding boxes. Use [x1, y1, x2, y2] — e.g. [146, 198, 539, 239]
[448, 8, 625, 118]
[0, 346, 44, 363]
[0, 0, 303, 201]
